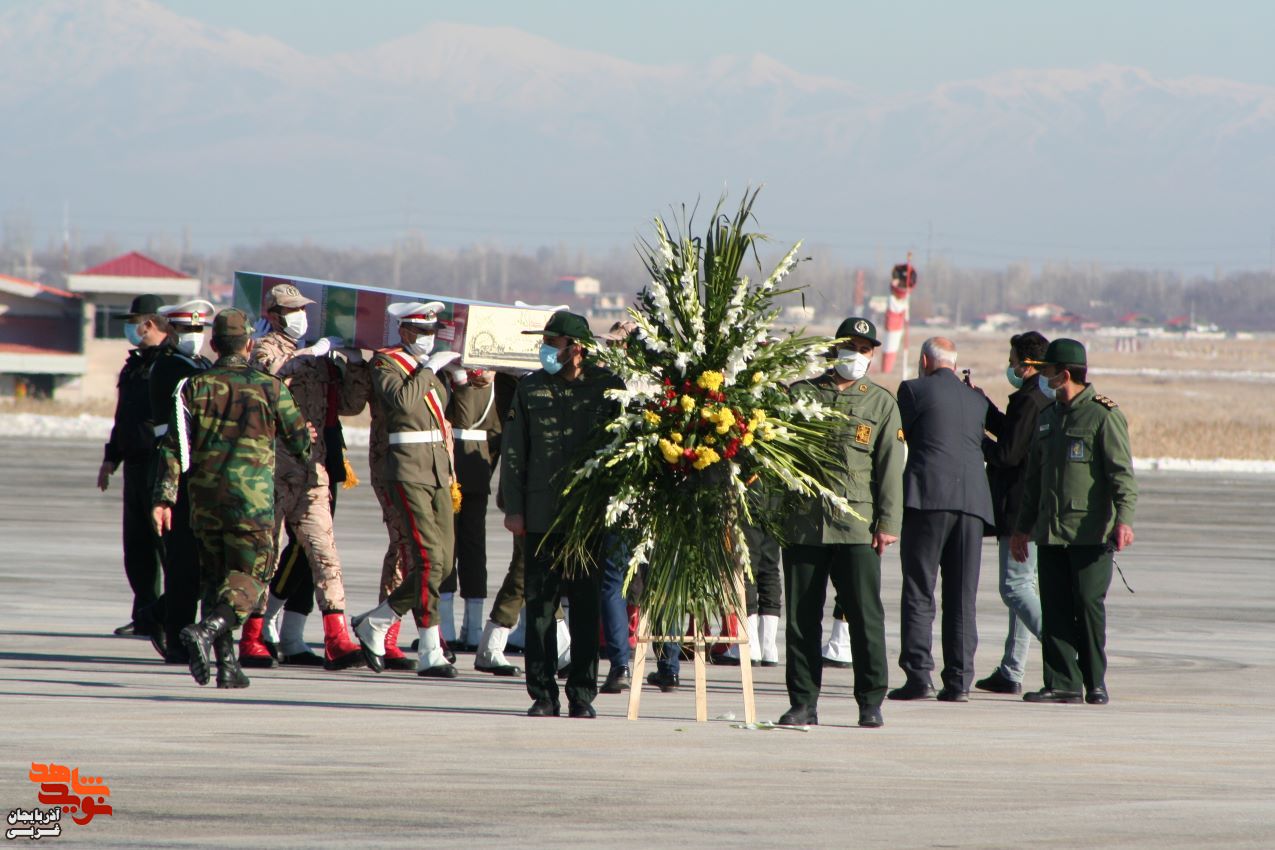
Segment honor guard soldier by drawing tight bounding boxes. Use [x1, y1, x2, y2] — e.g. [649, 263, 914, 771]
[248, 283, 365, 670]
[145, 299, 215, 662]
[1012, 338, 1137, 706]
[352, 301, 464, 678]
[501, 310, 624, 719]
[98, 293, 168, 640]
[152, 308, 312, 689]
[777, 317, 904, 728]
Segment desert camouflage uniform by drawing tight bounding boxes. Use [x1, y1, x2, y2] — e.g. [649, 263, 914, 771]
[154, 353, 310, 623]
[251, 330, 350, 613]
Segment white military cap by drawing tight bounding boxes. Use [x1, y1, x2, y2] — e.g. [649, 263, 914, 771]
[387, 300, 446, 330]
[158, 299, 216, 329]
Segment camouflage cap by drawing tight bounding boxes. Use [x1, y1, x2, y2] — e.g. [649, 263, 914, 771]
[522, 310, 595, 343]
[265, 284, 315, 310]
[1025, 337, 1086, 367]
[212, 308, 251, 338]
[834, 316, 882, 347]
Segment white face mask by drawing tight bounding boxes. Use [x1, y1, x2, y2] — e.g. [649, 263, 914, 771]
[834, 349, 871, 381]
[405, 333, 436, 358]
[176, 332, 204, 356]
[281, 311, 308, 341]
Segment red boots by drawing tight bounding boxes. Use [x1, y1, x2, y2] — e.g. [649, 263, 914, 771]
[321, 611, 366, 670]
[238, 614, 277, 668]
[383, 620, 415, 671]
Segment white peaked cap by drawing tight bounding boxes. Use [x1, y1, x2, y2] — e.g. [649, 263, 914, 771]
[158, 299, 216, 328]
[388, 300, 446, 328]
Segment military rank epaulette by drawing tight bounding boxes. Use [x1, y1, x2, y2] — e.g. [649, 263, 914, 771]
[1094, 394, 1118, 410]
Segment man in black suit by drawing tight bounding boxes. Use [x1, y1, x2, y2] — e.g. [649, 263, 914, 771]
[889, 337, 994, 702]
[975, 331, 1053, 695]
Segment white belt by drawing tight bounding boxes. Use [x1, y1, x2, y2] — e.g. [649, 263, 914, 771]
[153, 423, 169, 437]
[388, 431, 444, 445]
[456, 429, 489, 441]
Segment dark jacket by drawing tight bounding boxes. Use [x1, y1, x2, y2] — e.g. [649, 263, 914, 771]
[897, 368, 994, 525]
[104, 346, 164, 467]
[982, 383, 1053, 536]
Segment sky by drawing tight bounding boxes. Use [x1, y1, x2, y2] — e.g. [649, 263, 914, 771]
[155, 0, 1275, 91]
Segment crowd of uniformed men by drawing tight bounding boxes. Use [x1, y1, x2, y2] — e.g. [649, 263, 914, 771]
[101, 286, 1136, 724]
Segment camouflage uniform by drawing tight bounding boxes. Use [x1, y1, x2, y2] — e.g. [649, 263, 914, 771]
[153, 353, 310, 623]
[372, 345, 456, 628]
[251, 330, 351, 613]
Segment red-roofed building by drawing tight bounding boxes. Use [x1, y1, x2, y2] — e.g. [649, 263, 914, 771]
[0, 273, 86, 400]
[67, 251, 201, 342]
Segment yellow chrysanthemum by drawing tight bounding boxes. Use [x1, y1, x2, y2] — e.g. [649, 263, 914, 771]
[670, 432, 683, 444]
[692, 447, 721, 470]
[657, 439, 682, 465]
[680, 394, 696, 413]
[704, 435, 717, 446]
[714, 407, 735, 434]
[695, 370, 725, 393]
[742, 432, 755, 447]
[643, 409, 662, 426]
[751, 371, 764, 385]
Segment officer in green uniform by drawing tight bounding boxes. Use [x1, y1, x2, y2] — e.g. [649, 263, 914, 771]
[1011, 338, 1137, 706]
[152, 308, 312, 689]
[352, 301, 463, 678]
[778, 317, 904, 728]
[501, 311, 624, 718]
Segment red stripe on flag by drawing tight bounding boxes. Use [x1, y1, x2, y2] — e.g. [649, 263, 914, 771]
[355, 291, 390, 350]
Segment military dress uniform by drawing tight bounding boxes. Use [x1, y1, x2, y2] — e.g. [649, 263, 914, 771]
[782, 371, 904, 724]
[154, 308, 311, 689]
[501, 312, 624, 716]
[145, 301, 214, 660]
[1016, 340, 1137, 703]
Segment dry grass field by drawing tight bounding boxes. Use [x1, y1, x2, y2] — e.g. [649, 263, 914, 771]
[6, 333, 1272, 460]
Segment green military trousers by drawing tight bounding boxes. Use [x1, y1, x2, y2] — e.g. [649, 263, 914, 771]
[194, 527, 276, 626]
[783, 543, 888, 708]
[385, 481, 455, 628]
[1037, 544, 1112, 693]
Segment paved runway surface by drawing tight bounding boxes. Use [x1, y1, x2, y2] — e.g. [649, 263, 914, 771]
[1, 440, 1272, 847]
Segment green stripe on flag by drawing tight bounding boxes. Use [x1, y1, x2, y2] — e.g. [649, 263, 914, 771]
[234, 273, 263, 319]
[324, 285, 357, 342]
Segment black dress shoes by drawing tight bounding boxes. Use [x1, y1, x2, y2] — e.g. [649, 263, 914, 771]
[646, 670, 680, 692]
[527, 699, 560, 717]
[777, 704, 818, 726]
[417, 664, 459, 679]
[1023, 688, 1083, 704]
[974, 669, 1023, 694]
[1086, 686, 1109, 705]
[113, 621, 137, 636]
[600, 665, 631, 694]
[936, 687, 969, 703]
[568, 702, 597, 719]
[887, 680, 937, 701]
[858, 706, 884, 728]
[822, 657, 852, 669]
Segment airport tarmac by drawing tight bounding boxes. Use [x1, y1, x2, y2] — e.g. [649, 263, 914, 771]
[0, 439, 1272, 848]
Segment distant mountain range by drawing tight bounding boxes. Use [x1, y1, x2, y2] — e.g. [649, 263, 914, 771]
[4, 0, 1274, 267]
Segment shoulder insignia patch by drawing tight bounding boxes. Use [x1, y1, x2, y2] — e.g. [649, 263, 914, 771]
[1094, 394, 1118, 410]
[858, 383, 868, 393]
[896, 428, 905, 442]
[855, 424, 872, 444]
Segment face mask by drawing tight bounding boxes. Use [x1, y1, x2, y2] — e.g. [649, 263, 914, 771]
[1006, 366, 1024, 389]
[176, 332, 204, 356]
[405, 333, 435, 358]
[281, 311, 308, 341]
[833, 349, 870, 381]
[1037, 374, 1057, 401]
[539, 343, 565, 375]
[124, 323, 143, 346]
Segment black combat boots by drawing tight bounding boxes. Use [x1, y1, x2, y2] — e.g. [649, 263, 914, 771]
[179, 607, 234, 686]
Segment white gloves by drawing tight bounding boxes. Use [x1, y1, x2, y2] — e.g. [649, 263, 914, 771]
[422, 350, 462, 373]
[442, 364, 468, 385]
[302, 336, 342, 358]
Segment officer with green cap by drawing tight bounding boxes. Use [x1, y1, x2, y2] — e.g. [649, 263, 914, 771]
[1011, 337, 1137, 706]
[152, 308, 313, 689]
[501, 310, 624, 718]
[777, 316, 904, 728]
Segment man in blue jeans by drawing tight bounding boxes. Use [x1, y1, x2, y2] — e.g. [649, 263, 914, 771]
[976, 331, 1052, 694]
[599, 534, 633, 693]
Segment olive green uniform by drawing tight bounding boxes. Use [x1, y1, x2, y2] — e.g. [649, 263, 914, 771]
[372, 347, 456, 628]
[500, 363, 624, 708]
[443, 379, 502, 599]
[783, 373, 904, 709]
[1015, 384, 1137, 693]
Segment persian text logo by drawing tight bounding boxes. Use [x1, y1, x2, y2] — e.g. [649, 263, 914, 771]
[6, 763, 114, 840]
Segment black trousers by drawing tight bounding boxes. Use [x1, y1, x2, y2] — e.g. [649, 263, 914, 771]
[898, 509, 983, 692]
[122, 459, 161, 628]
[743, 523, 782, 616]
[523, 532, 601, 708]
[442, 489, 488, 598]
[269, 487, 338, 615]
[784, 543, 888, 708]
[155, 479, 201, 646]
[1037, 544, 1112, 692]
